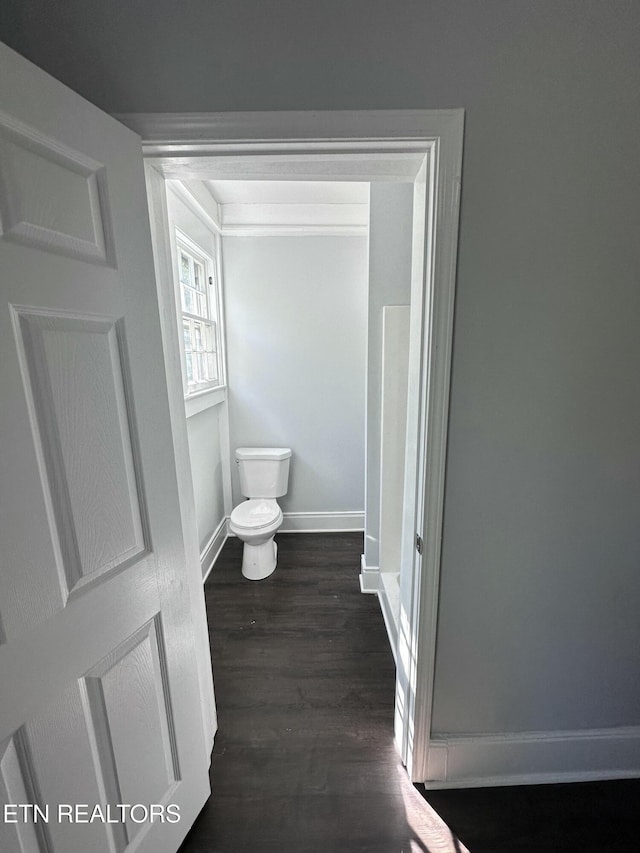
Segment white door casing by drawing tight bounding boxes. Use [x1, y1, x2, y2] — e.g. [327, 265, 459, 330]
[124, 109, 464, 783]
[0, 42, 213, 853]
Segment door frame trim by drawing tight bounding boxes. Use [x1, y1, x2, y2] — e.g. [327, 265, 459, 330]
[123, 109, 464, 783]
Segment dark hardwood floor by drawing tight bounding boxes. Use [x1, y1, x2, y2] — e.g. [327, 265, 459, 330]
[421, 778, 640, 853]
[179, 531, 640, 852]
[178, 532, 464, 853]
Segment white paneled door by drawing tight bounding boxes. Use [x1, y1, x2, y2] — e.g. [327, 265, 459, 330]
[0, 43, 213, 853]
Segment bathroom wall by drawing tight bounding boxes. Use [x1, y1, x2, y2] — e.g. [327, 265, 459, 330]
[379, 305, 410, 576]
[364, 184, 413, 570]
[222, 234, 368, 529]
[166, 184, 227, 558]
[186, 404, 226, 553]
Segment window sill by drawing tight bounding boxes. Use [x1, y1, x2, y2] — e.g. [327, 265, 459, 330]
[185, 385, 227, 418]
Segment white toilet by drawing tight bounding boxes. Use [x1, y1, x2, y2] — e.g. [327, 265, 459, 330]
[229, 447, 291, 580]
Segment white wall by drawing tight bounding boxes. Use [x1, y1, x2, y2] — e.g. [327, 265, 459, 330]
[166, 185, 227, 557]
[379, 305, 410, 576]
[365, 185, 413, 568]
[6, 0, 640, 777]
[186, 405, 225, 553]
[222, 235, 367, 526]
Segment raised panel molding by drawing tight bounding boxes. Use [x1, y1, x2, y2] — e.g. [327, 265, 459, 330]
[84, 616, 180, 847]
[0, 110, 115, 265]
[11, 306, 149, 599]
[0, 734, 48, 853]
[21, 680, 114, 853]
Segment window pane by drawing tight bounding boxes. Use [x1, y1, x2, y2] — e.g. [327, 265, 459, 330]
[198, 292, 208, 319]
[177, 235, 222, 392]
[194, 321, 202, 351]
[180, 252, 191, 285]
[203, 323, 211, 353]
[194, 262, 204, 291]
[207, 353, 217, 382]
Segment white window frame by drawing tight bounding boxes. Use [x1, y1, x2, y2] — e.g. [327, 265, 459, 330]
[173, 228, 225, 401]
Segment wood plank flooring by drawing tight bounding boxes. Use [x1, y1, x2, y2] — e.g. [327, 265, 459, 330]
[420, 776, 640, 852]
[178, 532, 466, 853]
[179, 531, 640, 852]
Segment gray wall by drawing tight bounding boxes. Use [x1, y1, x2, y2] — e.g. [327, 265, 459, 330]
[5, 1, 640, 738]
[365, 184, 413, 568]
[166, 186, 226, 554]
[222, 235, 367, 516]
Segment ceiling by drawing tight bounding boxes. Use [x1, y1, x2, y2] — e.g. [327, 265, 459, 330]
[201, 179, 370, 234]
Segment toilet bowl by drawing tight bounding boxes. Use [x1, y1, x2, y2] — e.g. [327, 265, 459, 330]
[230, 447, 291, 580]
[229, 499, 283, 580]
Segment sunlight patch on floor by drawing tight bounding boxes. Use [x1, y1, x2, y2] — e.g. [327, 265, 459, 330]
[398, 765, 471, 853]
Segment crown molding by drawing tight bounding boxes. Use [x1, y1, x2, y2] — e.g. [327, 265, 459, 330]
[219, 200, 368, 236]
[221, 224, 367, 238]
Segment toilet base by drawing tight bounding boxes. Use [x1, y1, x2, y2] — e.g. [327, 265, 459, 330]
[242, 537, 277, 581]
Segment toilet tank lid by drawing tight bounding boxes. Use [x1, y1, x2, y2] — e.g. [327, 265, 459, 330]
[235, 447, 292, 461]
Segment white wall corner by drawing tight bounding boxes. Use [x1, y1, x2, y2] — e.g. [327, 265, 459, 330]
[169, 179, 222, 232]
[423, 727, 640, 789]
[359, 554, 380, 594]
[201, 517, 229, 582]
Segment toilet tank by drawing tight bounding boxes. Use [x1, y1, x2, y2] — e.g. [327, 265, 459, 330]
[236, 447, 292, 498]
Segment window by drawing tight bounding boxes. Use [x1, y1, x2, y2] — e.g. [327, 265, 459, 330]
[174, 230, 223, 396]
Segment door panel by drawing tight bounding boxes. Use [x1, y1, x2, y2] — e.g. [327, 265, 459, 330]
[84, 617, 179, 848]
[13, 310, 148, 596]
[0, 42, 213, 853]
[21, 682, 114, 853]
[1, 734, 45, 853]
[0, 111, 114, 265]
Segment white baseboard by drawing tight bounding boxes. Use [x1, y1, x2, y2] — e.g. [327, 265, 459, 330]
[359, 554, 379, 594]
[279, 511, 364, 533]
[423, 726, 640, 788]
[201, 518, 229, 582]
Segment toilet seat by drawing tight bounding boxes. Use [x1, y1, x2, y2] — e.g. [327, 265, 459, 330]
[230, 499, 282, 530]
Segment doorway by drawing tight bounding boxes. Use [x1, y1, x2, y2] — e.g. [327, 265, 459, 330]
[131, 109, 464, 783]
